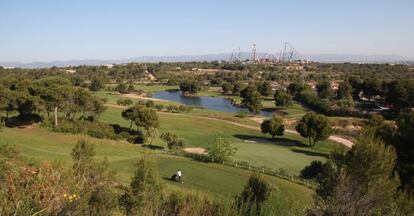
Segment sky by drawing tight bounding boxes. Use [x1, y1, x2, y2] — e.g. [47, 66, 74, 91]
[0, 0, 413, 62]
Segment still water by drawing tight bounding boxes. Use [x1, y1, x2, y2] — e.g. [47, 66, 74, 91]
[152, 90, 273, 117]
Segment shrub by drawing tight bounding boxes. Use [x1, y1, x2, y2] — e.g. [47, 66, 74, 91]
[207, 136, 236, 163]
[300, 160, 324, 179]
[154, 104, 164, 111]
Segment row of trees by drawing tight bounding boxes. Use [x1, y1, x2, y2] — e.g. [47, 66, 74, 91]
[0, 76, 105, 126]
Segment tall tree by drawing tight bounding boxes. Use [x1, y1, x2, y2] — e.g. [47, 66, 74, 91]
[236, 172, 275, 216]
[240, 86, 262, 114]
[120, 158, 162, 215]
[260, 116, 285, 139]
[179, 80, 201, 94]
[89, 77, 105, 91]
[36, 77, 73, 126]
[258, 81, 272, 97]
[273, 89, 293, 108]
[221, 82, 233, 94]
[337, 81, 353, 99]
[385, 80, 410, 111]
[395, 111, 414, 193]
[316, 80, 332, 99]
[295, 112, 332, 147]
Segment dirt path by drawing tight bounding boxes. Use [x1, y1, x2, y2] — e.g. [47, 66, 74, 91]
[105, 104, 354, 148]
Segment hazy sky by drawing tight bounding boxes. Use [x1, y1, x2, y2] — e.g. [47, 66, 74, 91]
[1, 0, 413, 62]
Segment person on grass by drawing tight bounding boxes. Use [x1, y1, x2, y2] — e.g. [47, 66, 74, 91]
[177, 169, 182, 182]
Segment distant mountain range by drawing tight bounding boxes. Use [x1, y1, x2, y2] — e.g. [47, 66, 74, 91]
[1, 53, 413, 68]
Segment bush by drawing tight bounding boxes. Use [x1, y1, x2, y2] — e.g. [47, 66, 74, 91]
[300, 160, 324, 179]
[207, 136, 236, 163]
[48, 119, 119, 140]
[154, 104, 164, 111]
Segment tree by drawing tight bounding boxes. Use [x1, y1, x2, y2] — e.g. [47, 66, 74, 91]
[115, 83, 129, 94]
[362, 78, 383, 100]
[122, 106, 141, 130]
[316, 80, 332, 99]
[71, 88, 105, 120]
[222, 82, 233, 94]
[36, 77, 73, 126]
[89, 77, 105, 91]
[179, 80, 201, 94]
[273, 89, 293, 108]
[295, 112, 332, 147]
[362, 114, 395, 146]
[308, 136, 411, 215]
[71, 139, 96, 175]
[160, 132, 185, 151]
[120, 158, 162, 215]
[258, 81, 272, 96]
[0, 86, 16, 119]
[236, 172, 275, 215]
[385, 80, 410, 111]
[286, 82, 305, 96]
[232, 81, 245, 96]
[127, 82, 135, 93]
[207, 136, 236, 163]
[240, 86, 262, 114]
[260, 116, 285, 139]
[395, 111, 414, 193]
[337, 81, 353, 99]
[133, 107, 159, 132]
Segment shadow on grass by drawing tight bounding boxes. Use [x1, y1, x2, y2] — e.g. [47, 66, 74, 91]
[260, 108, 288, 116]
[233, 134, 307, 147]
[290, 149, 329, 158]
[142, 145, 164, 150]
[4, 114, 42, 128]
[162, 176, 183, 183]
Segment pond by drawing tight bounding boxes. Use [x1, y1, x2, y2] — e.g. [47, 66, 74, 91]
[152, 90, 274, 117]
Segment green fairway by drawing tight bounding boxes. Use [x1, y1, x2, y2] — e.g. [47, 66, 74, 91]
[0, 127, 312, 206]
[100, 106, 339, 175]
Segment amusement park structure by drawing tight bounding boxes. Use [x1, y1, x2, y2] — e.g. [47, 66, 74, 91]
[229, 42, 311, 64]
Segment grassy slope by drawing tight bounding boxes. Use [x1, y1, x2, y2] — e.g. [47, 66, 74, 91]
[0, 127, 312, 206]
[101, 106, 339, 175]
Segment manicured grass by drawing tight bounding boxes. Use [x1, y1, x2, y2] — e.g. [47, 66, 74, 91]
[0, 127, 312, 206]
[262, 99, 308, 119]
[100, 106, 340, 175]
